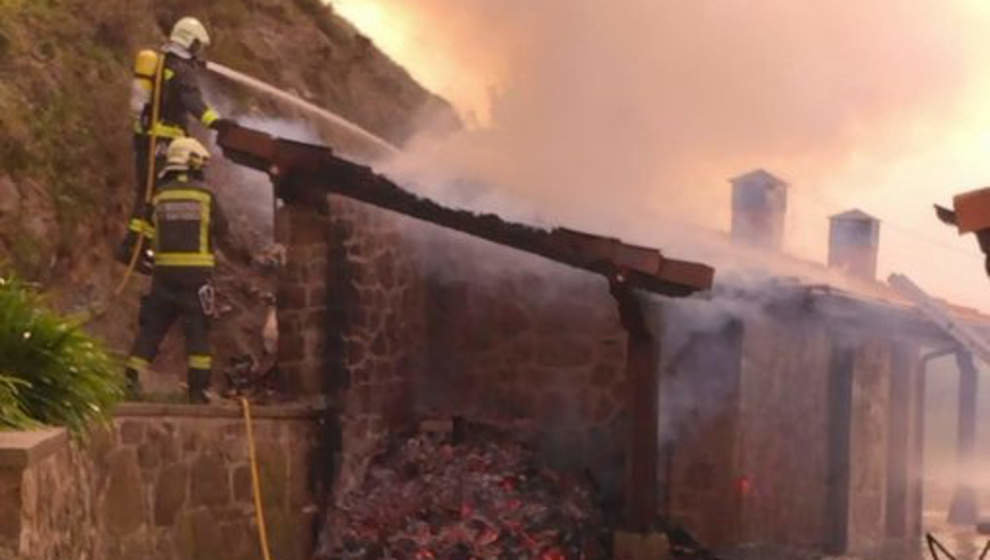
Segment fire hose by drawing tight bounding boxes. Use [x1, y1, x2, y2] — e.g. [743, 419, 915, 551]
[241, 397, 274, 560]
[115, 52, 166, 296]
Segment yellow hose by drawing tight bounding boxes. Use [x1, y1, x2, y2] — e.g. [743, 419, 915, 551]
[241, 397, 274, 560]
[115, 52, 166, 296]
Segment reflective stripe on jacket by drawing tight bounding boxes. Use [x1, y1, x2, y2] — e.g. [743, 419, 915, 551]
[152, 175, 220, 268]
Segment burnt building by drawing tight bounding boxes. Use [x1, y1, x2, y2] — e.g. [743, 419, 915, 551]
[217, 126, 987, 558]
[653, 171, 990, 557]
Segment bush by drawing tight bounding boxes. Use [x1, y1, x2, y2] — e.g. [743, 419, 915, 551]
[0, 276, 124, 433]
[0, 375, 38, 430]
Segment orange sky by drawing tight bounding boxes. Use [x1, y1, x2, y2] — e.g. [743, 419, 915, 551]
[331, 0, 990, 313]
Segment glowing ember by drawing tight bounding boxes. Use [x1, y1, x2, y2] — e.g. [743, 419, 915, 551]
[319, 425, 608, 559]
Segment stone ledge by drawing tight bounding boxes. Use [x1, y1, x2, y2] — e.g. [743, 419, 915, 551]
[114, 402, 328, 420]
[0, 428, 68, 469]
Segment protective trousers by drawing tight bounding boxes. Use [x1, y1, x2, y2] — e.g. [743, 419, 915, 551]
[125, 276, 212, 403]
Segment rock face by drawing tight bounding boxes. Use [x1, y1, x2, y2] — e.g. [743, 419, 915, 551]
[0, 0, 457, 384]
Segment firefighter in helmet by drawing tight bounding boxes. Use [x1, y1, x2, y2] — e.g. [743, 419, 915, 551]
[116, 16, 235, 270]
[124, 137, 228, 403]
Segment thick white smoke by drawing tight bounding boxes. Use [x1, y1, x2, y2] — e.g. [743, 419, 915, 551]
[341, 0, 990, 309]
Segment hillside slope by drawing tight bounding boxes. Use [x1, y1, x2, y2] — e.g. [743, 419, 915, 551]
[0, 0, 457, 391]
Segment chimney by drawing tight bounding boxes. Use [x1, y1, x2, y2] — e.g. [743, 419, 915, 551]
[828, 209, 880, 281]
[730, 169, 788, 250]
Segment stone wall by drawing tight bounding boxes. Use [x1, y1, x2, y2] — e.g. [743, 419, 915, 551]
[660, 299, 745, 547]
[660, 302, 836, 550]
[0, 404, 326, 560]
[416, 240, 629, 488]
[0, 429, 92, 560]
[306, 195, 925, 556]
[323, 195, 424, 499]
[277, 205, 332, 396]
[321, 195, 631, 502]
[737, 311, 832, 550]
[846, 338, 893, 555]
[658, 293, 925, 556]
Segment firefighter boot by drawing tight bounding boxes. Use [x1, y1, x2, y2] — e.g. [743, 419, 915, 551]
[188, 369, 212, 404]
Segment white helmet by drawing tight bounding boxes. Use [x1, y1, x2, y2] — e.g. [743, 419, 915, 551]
[169, 17, 211, 53]
[162, 137, 211, 174]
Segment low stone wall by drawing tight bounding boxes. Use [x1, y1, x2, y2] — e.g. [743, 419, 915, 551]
[0, 403, 327, 560]
[0, 429, 91, 560]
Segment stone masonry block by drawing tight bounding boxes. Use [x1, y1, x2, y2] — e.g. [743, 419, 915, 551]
[291, 220, 327, 246]
[304, 309, 328, 329]
[119, 421, 144, 445]
[278, 311, 302, 337]
[256, 441, 288, 512]
[105, 447, 145, 536]
[279, 334, 305, 362]
[0, 469, 21, 544]
[293, 363, 326, 395]
[232, 465, 252, 504]
[307, 285, 327, 308]
[155, 463, 188, 526]
[175, 508, 225, 560]
[191, 451, 230, 507]
[278, 284, 307, 311]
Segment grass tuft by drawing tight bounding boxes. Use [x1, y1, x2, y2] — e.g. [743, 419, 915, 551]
[0, 275, 124, 433]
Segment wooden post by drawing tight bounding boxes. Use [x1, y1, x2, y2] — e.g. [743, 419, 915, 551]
[611, 279, 659, 532]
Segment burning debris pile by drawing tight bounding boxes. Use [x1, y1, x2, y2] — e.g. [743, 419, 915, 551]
[322, 425, 610, 560]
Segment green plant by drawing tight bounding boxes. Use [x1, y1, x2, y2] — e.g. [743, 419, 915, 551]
[0, 276, 124, 433]
[0, 375, 38, 430]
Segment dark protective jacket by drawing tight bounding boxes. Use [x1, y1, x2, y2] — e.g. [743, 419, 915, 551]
[151, 172, 228, 285]
[133, 49, 220, 138]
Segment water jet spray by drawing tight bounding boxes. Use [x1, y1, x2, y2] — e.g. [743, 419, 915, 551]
[205, 61, 400, 160]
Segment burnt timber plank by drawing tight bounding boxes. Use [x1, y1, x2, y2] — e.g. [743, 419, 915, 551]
[217, 125, 713, 297]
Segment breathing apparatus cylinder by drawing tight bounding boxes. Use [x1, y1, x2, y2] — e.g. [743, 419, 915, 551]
[131, 49, 160, 122]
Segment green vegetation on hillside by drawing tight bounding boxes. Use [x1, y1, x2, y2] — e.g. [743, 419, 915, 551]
[0, 275, 123, 432]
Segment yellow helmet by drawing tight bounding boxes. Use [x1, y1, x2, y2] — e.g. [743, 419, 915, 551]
[169, 17, 211, 53]
[162, 137, 211, 174]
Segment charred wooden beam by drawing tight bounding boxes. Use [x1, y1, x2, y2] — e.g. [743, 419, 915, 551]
[217, 124, 714, 297]
[610, 278, 659, 532]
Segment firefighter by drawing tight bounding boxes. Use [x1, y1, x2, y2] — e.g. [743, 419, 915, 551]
[124, 137, 228, 403]
[116, 16, 235, 270]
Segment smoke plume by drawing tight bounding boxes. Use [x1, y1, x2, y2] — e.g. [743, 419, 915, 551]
[343, 0, 990, 308]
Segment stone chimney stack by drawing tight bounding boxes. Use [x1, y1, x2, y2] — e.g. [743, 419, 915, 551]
[730, 169, 788, 250]
[828, 209, 880, 281]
